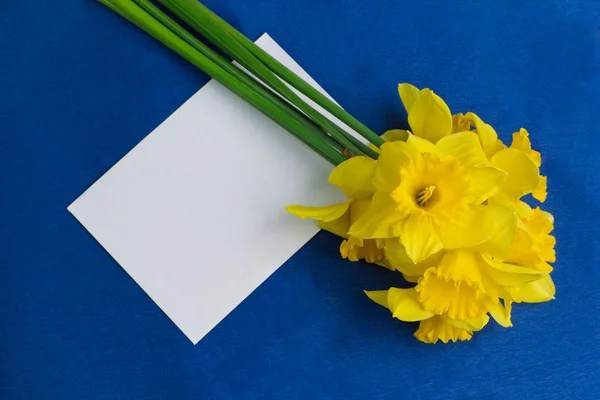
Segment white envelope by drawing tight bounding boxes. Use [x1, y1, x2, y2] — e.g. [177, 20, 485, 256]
[69, 33, 360, 344]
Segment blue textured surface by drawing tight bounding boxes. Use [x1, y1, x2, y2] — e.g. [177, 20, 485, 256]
[1, 0, 599, 398]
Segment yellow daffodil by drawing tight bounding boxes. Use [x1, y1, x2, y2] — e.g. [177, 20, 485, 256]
[487, 143, 547, 214]
[487, 148, 541, 210]
[397, 83, 452, 144]
[445, 201, 556, 311]
[399, 83, 547, 209]
[384, 224, 554, 298]
[365, 287, 489, 344]
[286, 156, 385, 263]
[506, 205, 556, 272]
[398, 83, 505, 157]
[415, 250, 544, 320]
[366, 249, 548, 343]
[349, 129, 514, 263]
[287, 82, 556, 344]
[474, 126, 547, 205]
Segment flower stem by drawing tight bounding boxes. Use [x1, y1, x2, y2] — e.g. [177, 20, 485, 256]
[98, 0, 347, 165]
[173, 0, 385, 149]
[156, 0, 380, 159]
[131, 0, 346, 156]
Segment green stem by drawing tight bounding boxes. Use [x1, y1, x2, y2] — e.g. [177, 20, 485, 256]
[131, 0, 346, 155]
[157, 0, 379, 159]
[99, 0, 346, 165]
[178, 0, 384, 149]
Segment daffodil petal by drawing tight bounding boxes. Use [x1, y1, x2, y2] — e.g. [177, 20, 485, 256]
[349, 192, 406, 239]
[532, 175, 547, 202]
[515, 275, 556, 303]
[328, 156, 377, 199]
[383, 238, 415, 271]
[406, 133, 437, 153]
[511, 199, 532, 218]
[318, 217, 350, 238]
[480, 255, 545, 287]
[366, 288, 435, 322]
[384, 238, 443, 276]
[491, 140, 508, 158]
[382, 129, 409, 142]
[374, 141, 418, 192]
[370, 129, 411, 154]
[505, 222, 543, 269]
[472, 204, 517, 259]
[511, 128, 542, 167]
[399, 213, 443, 263]
[436, 131, 489, 167]
[466, 112, 505, 159]
[436, 250, 485, 284]
[443, 314, 490, 332]
[408, 88, 453, 143]
[434, 206, 491, 249]
[398, 83, 420, 113]
[388, 288, 436, 322]
[364, 290, 389, 308]
[468, 166, 507, 204]
[491, 148, 540, 199]
[286, 201, 351, 223]
[488, 139, 507, 159]
[347, 198, 371, 223]
[489, 301, 513, 328]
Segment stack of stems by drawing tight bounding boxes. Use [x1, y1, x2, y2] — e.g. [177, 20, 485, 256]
[98, 0, 382, 165]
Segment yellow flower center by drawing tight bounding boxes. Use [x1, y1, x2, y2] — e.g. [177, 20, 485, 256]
[416, 185, 436, 207]
[390, 153, 470, 218]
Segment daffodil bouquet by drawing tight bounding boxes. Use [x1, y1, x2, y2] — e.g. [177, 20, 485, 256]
[288, 88, 554, 343]
[100, 0, 556, 344]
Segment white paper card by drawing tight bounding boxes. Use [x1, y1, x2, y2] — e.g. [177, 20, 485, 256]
[68, 34, 359, 344]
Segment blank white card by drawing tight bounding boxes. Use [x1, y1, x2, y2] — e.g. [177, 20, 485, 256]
[69, 34, 356, 344]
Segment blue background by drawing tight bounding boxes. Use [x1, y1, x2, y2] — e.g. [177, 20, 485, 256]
[1, 0, 599, 398]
